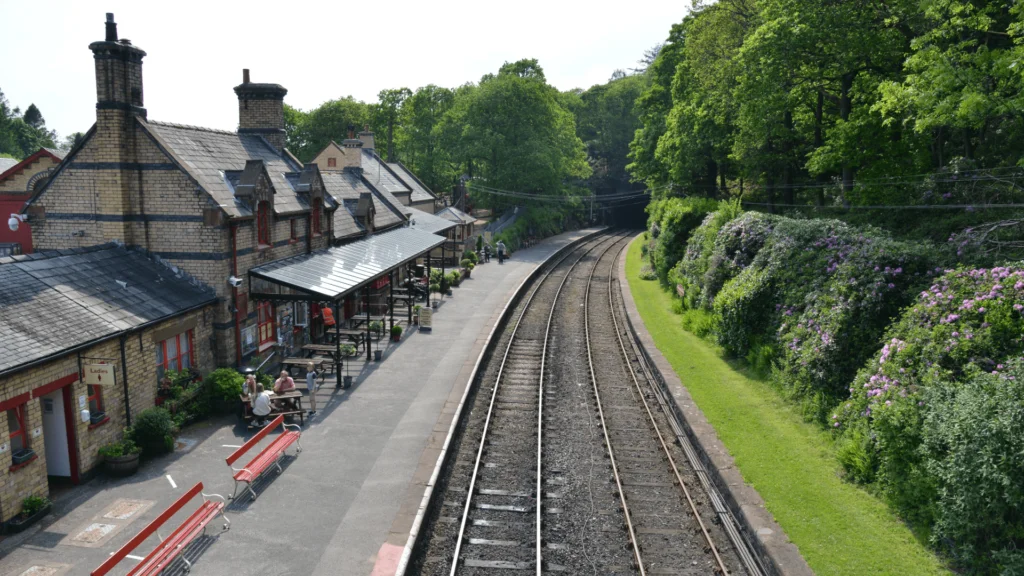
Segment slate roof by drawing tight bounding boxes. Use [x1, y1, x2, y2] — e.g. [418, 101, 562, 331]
[409, 209, 457, 235]
[142, 119, 307, 217]
[388, 162, 436, 204]
[43, 148, 66, 160]
[437, 206, 475, 225]
[0, 158, 17, 175]
[0, 243, 216, 376]
[320, 170, 406, 233]
[361, 150, 412, 197]
[250, 227, 446, 300]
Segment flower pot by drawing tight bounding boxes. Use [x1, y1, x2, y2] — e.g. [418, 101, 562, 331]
[431, 301, 439, 310]
[12, 449, 35, 465]
[391, 333, 401, 342]
[104, 453, 141, 477]
[374, 350, 383, 362]
[343, 375, 353, 388]
[446, 289, 453, 296]
[6, 504, 50, 534]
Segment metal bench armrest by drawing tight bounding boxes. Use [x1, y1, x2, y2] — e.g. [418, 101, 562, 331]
[282, 422, 302, 434]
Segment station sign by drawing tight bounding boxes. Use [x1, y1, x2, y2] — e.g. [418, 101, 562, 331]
[84, 363, 116, 386]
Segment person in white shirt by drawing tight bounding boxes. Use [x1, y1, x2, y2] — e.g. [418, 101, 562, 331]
[305, 362, 318, 417]
[251, 383, 272, 426]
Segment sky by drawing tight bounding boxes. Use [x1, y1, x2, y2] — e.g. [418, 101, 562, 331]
[0, 0, 688, 141]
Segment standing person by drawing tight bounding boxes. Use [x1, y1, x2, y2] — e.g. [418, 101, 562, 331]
[250, 383, 272, 427]
[496, 240, 506, 264]
[305, 362, 318, 417]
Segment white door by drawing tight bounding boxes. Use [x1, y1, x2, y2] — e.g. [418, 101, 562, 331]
[41, 391, 71, 477]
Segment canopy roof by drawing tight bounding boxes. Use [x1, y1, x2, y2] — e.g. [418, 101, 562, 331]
[408, 209, 458, 235]
[248, 227, 445, 301]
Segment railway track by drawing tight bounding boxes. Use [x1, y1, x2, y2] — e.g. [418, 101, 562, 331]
[411, 232, 766, 576]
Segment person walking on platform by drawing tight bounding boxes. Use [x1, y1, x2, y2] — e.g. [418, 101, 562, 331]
[497, 240, 506, 264]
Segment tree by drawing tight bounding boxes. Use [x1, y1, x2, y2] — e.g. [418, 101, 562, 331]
[370, 88, 411, 162]
[62, 131, 86, 152]
[285, 97, 369, 162]
[395, 85, 456, 192]
[22, 104, 44, 129]
[577, 74, 648, 194]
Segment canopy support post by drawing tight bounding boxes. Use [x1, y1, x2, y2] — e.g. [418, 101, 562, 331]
[426, 252, 431, 308]
[365, 286, 372, 361]
[334, 301, 343, 389]
[389, 270, 394, 332]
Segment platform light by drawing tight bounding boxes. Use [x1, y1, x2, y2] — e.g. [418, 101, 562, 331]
[8, 213, 27, 232]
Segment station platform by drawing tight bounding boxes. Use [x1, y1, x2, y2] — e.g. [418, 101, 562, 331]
[0, 228, 602, 576]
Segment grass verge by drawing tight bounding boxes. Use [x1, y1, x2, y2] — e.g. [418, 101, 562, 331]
[624, 237, 948, 576]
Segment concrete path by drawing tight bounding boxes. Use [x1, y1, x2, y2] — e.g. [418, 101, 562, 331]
[0, 228, 600, 576]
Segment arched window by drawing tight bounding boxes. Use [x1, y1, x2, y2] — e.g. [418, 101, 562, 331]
[257, 201, 271, 246]
[312, 198, 322, 235]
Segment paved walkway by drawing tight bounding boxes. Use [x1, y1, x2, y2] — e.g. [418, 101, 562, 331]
[0, 228, 600, 576]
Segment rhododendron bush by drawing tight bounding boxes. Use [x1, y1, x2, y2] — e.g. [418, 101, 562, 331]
[645, 202, 1024, 571]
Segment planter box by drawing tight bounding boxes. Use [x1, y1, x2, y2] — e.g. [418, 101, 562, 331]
[6, 504, 50, 534]
[90, 411, 107, 425]
[104, 453, 140, 477]
[12, 449, 35, 465]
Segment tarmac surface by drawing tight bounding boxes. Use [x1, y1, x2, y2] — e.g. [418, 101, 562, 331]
[0, 228, 601, 576]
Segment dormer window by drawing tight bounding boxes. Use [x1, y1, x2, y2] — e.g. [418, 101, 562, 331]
[327, 157, 337, 168]
[257, 201, 271, 247]
[312, 198, 322, 236]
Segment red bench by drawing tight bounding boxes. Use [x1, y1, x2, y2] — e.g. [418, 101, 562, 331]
[91, 482, 229, 576]
[226, 414, 302, 501]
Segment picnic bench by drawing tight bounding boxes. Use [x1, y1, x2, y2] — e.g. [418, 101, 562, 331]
[91, 482, 228, 576]
[225, 414, 301, 501]
[240, 389, 305, 427]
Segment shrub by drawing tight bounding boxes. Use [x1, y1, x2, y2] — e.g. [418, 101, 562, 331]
[448, 271, 461, 287]
[638, 264, 657, 281]
[476, 235, 484, 252]
[369, 320, 384, 336]
[461, 258, 474, 269]
[205, 368, 244, 405]
[98, 431, 141, 458]
[391, 324, 403, 337]
[463, 249, 479, 265]
[646, 197, 721, 285]
[921, 360, 1024, 572]
[20, 495, 49, 517]
[429, 282, 441, 294]
[132, 407, 175, 457]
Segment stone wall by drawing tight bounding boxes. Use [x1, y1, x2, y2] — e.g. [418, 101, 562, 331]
[0, 155, 60, 194]
[0, 306, 214, 522]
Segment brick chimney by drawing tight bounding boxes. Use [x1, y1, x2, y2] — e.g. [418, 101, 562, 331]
[234, 69, 288, 151]
[357, 124, 375, 150]
[90, 13, 147, 119]
[85, 13, 147, 245]
[341, 124, 363, 171]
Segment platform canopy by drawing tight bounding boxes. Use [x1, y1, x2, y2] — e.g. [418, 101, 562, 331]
[248, 226, 445, 302]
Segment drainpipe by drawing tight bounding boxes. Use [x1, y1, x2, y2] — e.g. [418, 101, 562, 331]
[230, 222, 239, 364]
[119, 334, 132, 427]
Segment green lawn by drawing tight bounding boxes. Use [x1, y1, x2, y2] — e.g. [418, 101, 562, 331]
[624, 237, 948, 576]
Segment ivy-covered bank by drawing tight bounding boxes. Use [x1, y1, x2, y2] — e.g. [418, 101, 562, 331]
[641, 198, 1024, 574]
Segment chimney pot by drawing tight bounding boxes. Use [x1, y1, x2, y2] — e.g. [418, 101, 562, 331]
[348, 124, 355, 139]
[104, 13, 118, 42]
[243, 69, 250, 84]
[120, 38, 132, 45]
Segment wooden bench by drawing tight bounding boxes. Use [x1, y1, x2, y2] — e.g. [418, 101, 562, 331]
[91, 482, 228, 576]
[225, 414, 302, 501]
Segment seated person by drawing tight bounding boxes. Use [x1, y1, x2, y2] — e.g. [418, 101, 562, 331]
[251, 383, 272, 426]
[273, 370, 297, 410]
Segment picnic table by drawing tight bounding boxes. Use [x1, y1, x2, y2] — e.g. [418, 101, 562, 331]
[240, 389, 304, 426]
[351, 314, 388, 327]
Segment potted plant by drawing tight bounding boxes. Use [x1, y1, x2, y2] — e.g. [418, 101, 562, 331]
[11, 448, 36, 465]
[340, 344, 356, 389]
[369, 320, 384, 340]
[99, 432, 142, 477]
[205, 368, 245, 414]
[413, 305, 421, 325]
[7, 495, 51, 533]
[391, 324, 403, 342]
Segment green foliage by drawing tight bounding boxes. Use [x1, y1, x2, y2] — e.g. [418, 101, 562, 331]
[391, 324, 403, 337]
[429, 283, 441, 294]
[132, 407, 175, 457]
[369, 320, 384, 336]
[447, 270, 461, 287]
[476, 235, 484, 252]
[20, 495, 50, 517]
[921, 361, 1024, 571]
[98, 431, 141, 458]
[463, 249, 478, 265]
[285, 97, 370, 162]
[645, 196, 721, 284]
[205, 368, 244, 404]
[460, 258, 473, 269]
[0, 88, 58, 160]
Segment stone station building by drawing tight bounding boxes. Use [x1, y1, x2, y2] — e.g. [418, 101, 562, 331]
[0, 243, 216, 522]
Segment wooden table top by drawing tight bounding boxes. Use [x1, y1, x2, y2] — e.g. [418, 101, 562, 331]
[281, 356, 327, 365]
[239, 389, 302, 402]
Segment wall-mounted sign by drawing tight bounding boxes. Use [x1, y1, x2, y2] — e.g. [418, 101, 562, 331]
[84, 363, 116, 386]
